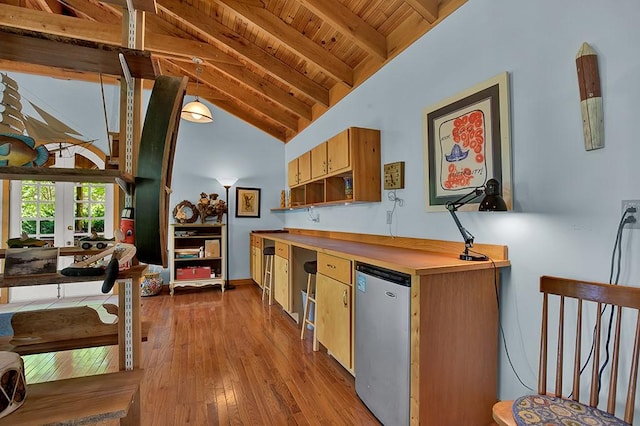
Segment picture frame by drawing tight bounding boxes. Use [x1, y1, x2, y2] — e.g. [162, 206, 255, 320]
[3, 247, 60, 277]
[423, 72, 512, 212]
[235, 187, 261, 218]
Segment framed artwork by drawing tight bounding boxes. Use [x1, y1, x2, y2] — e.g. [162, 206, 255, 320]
[235, 187, 261, 218]
[3, 247, 60, 277]
[423, 72, 512, 212]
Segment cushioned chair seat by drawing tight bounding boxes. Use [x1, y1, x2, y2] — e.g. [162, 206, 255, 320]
[512, 395, 629, 426]
[263, 246, 275, 256]
[303, 261, 317, 275]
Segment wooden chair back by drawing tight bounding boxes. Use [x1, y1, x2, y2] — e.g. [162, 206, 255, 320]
[539, 276, 640, 424]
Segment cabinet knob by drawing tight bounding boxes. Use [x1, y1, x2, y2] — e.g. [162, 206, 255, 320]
[343, 290, 347, 307]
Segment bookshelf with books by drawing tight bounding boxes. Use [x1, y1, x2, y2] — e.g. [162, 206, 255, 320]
[168, 223, 226, 295]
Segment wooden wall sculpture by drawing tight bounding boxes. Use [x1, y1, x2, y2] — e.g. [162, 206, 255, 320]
[134, 75, 188, 267]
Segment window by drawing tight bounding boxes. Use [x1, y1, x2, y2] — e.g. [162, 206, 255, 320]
[8, 144, 115, 301]
[19, 180, 56, 242]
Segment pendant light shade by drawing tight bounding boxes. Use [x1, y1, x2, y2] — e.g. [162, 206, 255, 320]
[181, 98, 213, 123]
[181, 57, 213, 123]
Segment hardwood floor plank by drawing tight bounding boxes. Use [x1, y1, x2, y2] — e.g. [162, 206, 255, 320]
[17, 285, 381, 425]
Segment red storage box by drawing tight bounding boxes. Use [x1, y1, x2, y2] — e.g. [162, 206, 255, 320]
[176, 266, 211, 280]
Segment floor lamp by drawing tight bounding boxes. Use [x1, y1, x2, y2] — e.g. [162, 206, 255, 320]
[217, 178, 238, 290]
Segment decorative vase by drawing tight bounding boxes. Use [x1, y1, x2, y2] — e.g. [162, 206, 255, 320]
[344, 177, 353, 199]
[141, 272, 163, 297]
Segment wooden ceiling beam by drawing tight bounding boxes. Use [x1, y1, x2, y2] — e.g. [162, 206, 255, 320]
[29, 0, 304, 124]
[162, 63, 288, 141]
[403, 0, 439, 23]
[215, 0, 353, 86]
[58, 0, 121, 24]
[295, 0, 387, 60]
[0, 58, 121, 84]
[0, 3, 120, 43]
[99, 0, 157, 13]
[147, 33, 242, 65]
[0, 24, 156, 79]
[168, 60, 299, 132]
[213, 98, 288, 141]
[0, 4, 239, 64]
[156, 0, 329, 106]
[31, 0, 61, 14]
[206, 60, 312, 121]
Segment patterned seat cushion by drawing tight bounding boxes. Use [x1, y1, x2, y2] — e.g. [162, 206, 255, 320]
[512, 395, 629, 425]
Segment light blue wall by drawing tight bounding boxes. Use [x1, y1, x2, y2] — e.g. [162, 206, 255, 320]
[3, 0, 640, 406]
[0, 72, 286, 282]
[171, 105, 285, 280]
[284, 0, 640, 402]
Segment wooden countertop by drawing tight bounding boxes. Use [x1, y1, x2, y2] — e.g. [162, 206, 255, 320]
[255, 232, 510, 276]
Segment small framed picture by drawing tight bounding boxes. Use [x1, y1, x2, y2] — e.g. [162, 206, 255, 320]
[235, 187, 261, 218]
[3, 247, 60, 277]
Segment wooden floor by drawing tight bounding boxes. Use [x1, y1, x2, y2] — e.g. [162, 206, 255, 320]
[20, 285, 381, 425]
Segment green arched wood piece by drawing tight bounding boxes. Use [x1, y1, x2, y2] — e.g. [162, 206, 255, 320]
[134, 75, 188, 267]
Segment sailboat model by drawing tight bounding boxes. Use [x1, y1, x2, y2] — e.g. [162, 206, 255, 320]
[0, 73, 95, 167]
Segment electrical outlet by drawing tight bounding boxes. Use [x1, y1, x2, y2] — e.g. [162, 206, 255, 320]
[386, 210, 393, 224]
[622, 200, 640, 229]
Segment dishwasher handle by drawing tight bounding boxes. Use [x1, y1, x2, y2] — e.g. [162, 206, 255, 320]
[355, 262, 411, 287]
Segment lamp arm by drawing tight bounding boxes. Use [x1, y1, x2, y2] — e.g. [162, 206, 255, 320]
[449, 187, 484, 210]
[448, 208, 475, 248]
[445, 186, 484, 250]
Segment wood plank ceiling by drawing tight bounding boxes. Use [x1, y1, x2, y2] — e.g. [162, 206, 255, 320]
[0, 0, 467, 142]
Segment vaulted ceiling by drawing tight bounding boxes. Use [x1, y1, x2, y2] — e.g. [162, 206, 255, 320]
[0, 0, 466, 142]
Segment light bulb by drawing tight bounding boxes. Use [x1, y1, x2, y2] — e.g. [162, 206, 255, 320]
[191, 112, 202, 120]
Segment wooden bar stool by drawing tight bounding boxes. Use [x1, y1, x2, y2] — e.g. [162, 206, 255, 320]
[300, 260, 318, 351]
[262, 246, 275, 305]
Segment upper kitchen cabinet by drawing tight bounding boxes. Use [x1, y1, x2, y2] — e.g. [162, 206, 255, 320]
[287, 151, 312, 187]
[285, 127, 381, 208]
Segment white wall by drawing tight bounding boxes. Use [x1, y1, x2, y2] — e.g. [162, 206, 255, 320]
[284, 0, 640, 402]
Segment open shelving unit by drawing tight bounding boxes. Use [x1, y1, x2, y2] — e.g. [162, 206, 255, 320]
[168, 223, 226, 295]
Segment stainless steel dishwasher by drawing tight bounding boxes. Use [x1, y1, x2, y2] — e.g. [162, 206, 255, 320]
[355, 262, 411, 426]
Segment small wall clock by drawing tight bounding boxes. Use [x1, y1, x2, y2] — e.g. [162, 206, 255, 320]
[384, 161, 405, 190]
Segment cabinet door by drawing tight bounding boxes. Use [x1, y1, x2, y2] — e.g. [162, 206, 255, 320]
[253, 244, 263, 287]
[316, 273, 352, 368]
[287, 158, 299, 187]
[274, 255, 290, 310]
[327, 130, 350, 173]
[298, 151, 312, 183]
[311, 142, 327, 179]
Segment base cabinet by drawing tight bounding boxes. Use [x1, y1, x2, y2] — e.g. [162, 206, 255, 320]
[316, 273, 352, 369]
[169, 223, 226, 295]
[316, 252, 353, 370]
[250, 235, 263, 287]
[273, 242, 290, 310]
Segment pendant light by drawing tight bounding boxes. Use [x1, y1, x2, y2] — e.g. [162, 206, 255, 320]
[181, 57, 213, 123]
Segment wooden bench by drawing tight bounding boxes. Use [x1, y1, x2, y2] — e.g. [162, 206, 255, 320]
[0, 369, 144, 425]
[0, 305, 150, 355]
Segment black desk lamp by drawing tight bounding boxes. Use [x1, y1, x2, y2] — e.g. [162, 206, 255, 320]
[445, 178, 507, 261]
